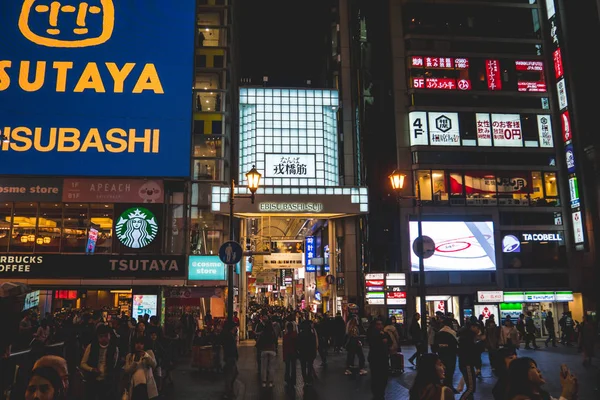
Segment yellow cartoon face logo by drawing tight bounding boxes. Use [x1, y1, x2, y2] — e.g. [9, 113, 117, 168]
[18, 0, 114, 48]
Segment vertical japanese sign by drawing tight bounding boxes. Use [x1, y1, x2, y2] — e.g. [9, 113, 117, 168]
[485, 60, 502, 91]
[305, 236, 316, 272]
[476, 113, 492, 146]
[545, 0, 585, 246]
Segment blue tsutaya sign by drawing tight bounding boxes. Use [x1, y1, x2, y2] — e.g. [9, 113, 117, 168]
[0, 0, 195, 176]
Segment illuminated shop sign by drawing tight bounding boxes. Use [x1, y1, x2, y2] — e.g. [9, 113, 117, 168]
[525, 292, 555, 302]
[515, 60, 546, 92]
[521, 233, 563, 242]
[565, 144, 576, 174]
[239, 88, 339, 187]
[557, 79, 568, 110]
[515, 61, 544, 71]
[188, 255, 226, 281]
[411, 56, 469, 69]
[305, 236, 316, 272]
[572, 211, 585, 244]
[485, 60, 502, 91]
[553, 49, 564, 79]
[477, 291, 504, 303]
[0, 0, 195, 176]
[561, 112, 572, 143]
[569, 177, 580, 208]
[410, 111, 552, 148]
[259, 202, 324, 213]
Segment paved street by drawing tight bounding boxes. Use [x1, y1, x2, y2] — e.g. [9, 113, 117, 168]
[164, 341, 599, 400]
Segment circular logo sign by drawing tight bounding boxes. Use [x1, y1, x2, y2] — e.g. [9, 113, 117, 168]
[116, 207, 158, 249]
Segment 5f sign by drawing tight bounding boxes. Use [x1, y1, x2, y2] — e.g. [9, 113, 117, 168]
[409, 112, 428, 145]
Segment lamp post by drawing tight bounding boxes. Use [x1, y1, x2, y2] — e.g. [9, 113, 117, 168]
[227, 166, 262, 323]
[389, 170, 428, 355]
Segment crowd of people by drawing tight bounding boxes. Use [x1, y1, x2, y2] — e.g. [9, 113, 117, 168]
[1, 302, 597, 400]
[407, 310, 597, 400]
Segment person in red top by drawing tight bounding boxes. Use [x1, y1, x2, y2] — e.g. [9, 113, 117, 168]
[283, 322, 298, 387]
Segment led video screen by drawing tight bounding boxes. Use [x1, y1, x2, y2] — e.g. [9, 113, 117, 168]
[409, 220, 496, 271]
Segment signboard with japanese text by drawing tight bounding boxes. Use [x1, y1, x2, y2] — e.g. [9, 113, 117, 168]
[485, 60, 502, 91]
[410, 56, 469, 70]
[561, 111, 571, 143]
[0, 0, 195, 176]
[517, 81, 547, 92]
[476, 113, 492, 146]
[491, 114, 523, 147]
[536, 115, 554, 148]
[553, 49, 564, 79]
[557, 79, 568, 110]
[477, 291, 503, 303]
[428, 112, 460, 146]
[409, 112, 429, 145]
[515, 61, 544, 71]
[305, 236, 316, 272]
[572, 211, 585, 244]
[265, 154, 316, 179]
[569, 177, 580, 208]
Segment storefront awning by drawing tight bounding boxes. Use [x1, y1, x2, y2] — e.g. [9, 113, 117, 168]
[211, 186, 369, 218]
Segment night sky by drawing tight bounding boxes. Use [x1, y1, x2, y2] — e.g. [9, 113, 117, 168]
[237, 0, 333, 87]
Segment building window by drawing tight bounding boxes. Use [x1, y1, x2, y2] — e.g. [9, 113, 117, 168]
[62, 204, 88, 253]
[90, 204, 113, 254]
[544, 172, 558, 197]
[10, 203, 37, 252]
[193, 159, 224, 181]
[465, 173, 497, 205]
[37, 203, 62, 253]
[190, 208, 227, 255]
[0, 203, 11, 252]
[431, 170, 448, 203]
[193, 136, 223, 158]
[416, 171, 432, 201]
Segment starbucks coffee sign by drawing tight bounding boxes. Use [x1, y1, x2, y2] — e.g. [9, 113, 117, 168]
[116, 207, 158, 249]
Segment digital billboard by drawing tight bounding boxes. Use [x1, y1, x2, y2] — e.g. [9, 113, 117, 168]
[409, 221, 496, 271]
[0, 1, 195, 176]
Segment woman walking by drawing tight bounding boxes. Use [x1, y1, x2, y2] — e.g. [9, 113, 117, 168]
[256, 320, 278, 388]
[124, 337, 158, 400]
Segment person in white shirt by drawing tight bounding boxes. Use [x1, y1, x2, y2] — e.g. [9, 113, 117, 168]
[124, 336, 158, 399]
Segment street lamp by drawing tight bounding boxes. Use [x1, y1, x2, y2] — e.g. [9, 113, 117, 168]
[227, 166, 262, 323]
[388, 170, 428, 355]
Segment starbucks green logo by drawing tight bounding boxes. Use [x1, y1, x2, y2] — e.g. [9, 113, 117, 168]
[116, 207, 158, 249]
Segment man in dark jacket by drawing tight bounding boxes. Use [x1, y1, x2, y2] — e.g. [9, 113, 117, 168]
[80, 325, 119, 400]
[367, 320, 391, 400]
[544, 311, 557, 348]
[333, 313, 346, 353]
[435, 319, 459, 392]
[458, 322, 485, 400]
[297, 321, 317, 386]
[221, 321, 238, 399]
[524, 311, 539, 350]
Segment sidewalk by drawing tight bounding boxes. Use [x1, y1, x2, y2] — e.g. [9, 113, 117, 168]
[165, 341, 598, 399]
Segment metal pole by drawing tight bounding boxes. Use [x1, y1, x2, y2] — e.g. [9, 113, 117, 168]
[416, 180, 428, 354]
[227, 179, 235, 324]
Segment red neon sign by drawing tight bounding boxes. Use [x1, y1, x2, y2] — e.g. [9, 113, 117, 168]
[386, 291, 407, 299]
[561, 111, 572, 143]
[485, 59, 502, 91]
[366, 280, 384, 287]
[518, 81, 547, 92]
[553, 49, 564, 79]
[515, 61, 544, 71]
[410, 56, 469, 70]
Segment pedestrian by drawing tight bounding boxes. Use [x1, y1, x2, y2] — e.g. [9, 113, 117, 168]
[524, 312, 539, 350]
[408, 313, 424, 367]
[254, 314, 268, 371]
[559, 312, 574, 346]
[500, 319, 520, 352]
[34, 320, 51, 345]
[544, 311, 558, 348]
[256, 319, 277, 388]
[333, 312, 346, 353]
[491, 346, 517, 400]
[25, 367, 66, 400]
[297, 320, 317, 386]
[130, 322, 149, 353]
[367, 319, 391, 400]
[180, 309, 196, 355]
[33, 355, 69, 395]
[506, 357, 577, 400]
[80, 324, 119, 400]
[579, 314, 596, 367]
[221, 321, 238, 399]
[516, 314, 526, 347]
[409, 353, 454, 400]
[315, 316, 329, 366]
[485, 315, 500, 368]
[124, 336, 158, 400]
[344, 317, 367, 376]
[147, 331, 165, 392]
[384, 318, 401, 372]
[434, 319, 458, 393]
[282, 322, 298, 387]
[457, 321, 486, 400]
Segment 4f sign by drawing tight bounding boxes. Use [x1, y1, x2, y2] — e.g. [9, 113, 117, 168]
[19, 0, 114, 48]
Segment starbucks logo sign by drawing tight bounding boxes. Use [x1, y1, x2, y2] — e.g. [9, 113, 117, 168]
[116, 207, 158, 249]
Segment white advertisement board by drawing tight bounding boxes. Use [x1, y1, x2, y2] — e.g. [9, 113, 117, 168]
[428, 112, 460, 146]
[476, 113, 492, 146]
[409, 220, 496, 271]
[557, 79, 568, 110]
[491, 114, 523, 147]
[265, 154, 316, 178]
[133, 294, 158, 320]
[572, 211, 585, 244]
[409, 111, 429, 145]
[477, 291, 504, 303]
[537, 115, 554, 148]
[474, 304, 500, 324]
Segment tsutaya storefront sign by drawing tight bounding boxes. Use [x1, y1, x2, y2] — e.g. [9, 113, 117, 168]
[0, 1, 195, 177]
[0, 254, 185, 279]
